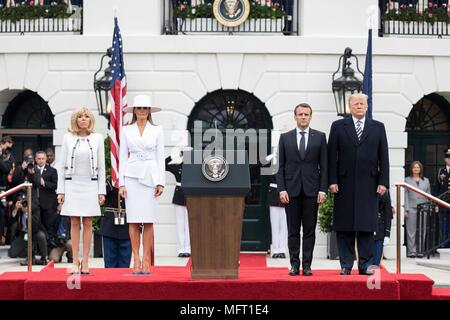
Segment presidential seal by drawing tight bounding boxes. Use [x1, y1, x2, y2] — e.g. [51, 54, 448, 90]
[202, 154, 229, 182]
[213, 0, 250, 28]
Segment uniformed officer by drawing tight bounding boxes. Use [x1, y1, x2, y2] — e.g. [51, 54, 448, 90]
[435, 149, 450, 248]
[265, 153, 287, 259]
[165, 147, 192, 257]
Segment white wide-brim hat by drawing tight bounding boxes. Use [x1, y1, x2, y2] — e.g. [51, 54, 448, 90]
[123, 94, 162, 113]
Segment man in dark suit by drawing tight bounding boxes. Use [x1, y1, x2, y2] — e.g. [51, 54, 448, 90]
[276, 103, 328, 276]
[328, 93, 389, 276]
[434, 149, 450, 248]
[35, 150, 58, 241]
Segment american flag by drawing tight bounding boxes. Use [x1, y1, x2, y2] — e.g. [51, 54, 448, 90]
[109, 17, 127, 188]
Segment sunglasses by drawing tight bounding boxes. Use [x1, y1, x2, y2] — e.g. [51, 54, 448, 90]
[135, 107, 150, 110]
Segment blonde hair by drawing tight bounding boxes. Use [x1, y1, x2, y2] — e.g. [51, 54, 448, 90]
[68, 107, 96, 134]
[348, 93, 368, 106]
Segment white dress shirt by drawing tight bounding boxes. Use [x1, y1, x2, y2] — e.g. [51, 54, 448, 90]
[352, 116, 365, 133]
[296, 127, 309, 151]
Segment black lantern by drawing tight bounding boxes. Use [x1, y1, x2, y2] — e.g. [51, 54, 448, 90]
[94, 47, 113, 121]
[332, 47, 364, 117]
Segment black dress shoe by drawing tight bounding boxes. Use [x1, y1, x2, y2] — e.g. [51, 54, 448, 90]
[177, 253, 184, 258]
[272, 253, 279, 258]
[302, 268, 313, 276]
[340, 268, 352, 275]
[279, 253, 286, 259]
[358, 269, 374, 276]
[185, 253, 191, 257]
[289, 267, 300, 276]
[36, 257, 48, 266]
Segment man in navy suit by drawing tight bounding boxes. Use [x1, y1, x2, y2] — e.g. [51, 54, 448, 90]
[328, 93, 390, 275]
[276, 103, 328, 276]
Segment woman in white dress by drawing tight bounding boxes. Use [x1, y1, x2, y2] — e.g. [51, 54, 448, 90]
[56, 107, 106, 274]
[119, 95, 165, 275]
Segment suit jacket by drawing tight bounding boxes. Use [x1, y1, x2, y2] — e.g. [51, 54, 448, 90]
[37, 164, 58, 211]
[328, 117, 390, 232]
[276, 128, 328, 198]
[56, 132, 106, 195]
[404, 176, 431, 212]
[119, 122, 165, 188]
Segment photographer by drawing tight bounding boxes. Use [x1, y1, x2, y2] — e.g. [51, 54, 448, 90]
[49, 213, 72, 263]
[8, 193, 48, 265]
[0, 136, 14, 245]
[10, 148, 49, 265]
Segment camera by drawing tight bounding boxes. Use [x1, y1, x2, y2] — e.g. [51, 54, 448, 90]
[18, 193, 28, 208]
[25, 155, 34, 169]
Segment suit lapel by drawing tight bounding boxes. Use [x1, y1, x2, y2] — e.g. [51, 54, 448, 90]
[289, 129, 301, 160]
[359, 118, 374, 144]
[305, 129, 316, 158]
[343, 117, 359, 146]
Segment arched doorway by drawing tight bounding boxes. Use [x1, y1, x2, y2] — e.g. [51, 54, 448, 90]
[187, 89, 273, 251]
[1, 90, 55, 161]
[405, 93, 450, 189]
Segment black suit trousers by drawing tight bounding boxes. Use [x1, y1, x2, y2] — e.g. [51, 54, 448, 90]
[336, 231, 374, 271]
[285, 189, 318, 269]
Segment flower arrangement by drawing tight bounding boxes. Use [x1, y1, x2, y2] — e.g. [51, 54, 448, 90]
[318, 192, 334, 233]
[0, 1, 72, 22]
[176, 0, 286, 20]
[382, 1, 450, 24]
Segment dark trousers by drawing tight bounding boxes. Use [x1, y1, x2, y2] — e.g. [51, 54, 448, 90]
[40, 206, 58, 240]
[372, 239, 384, 266]
[440, 208, 450, 248]
[8, 230, 48, 258]
[285, 190, 317, 269]
[337, 231, 374, 271]
[103, 236, 132, 268]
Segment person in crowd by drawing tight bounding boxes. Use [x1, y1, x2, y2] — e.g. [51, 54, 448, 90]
[49, 214, 72, 263]
[277, 103, 328, 276]
[56, 107, 106, 275]
[165, 147, 191, 258]
[119, 95, 165, 275]
[35, 151, 58, 245]
[328, 93, 389, 276]
[100, 176, 131, 268]
[373, 191, 393, 266]
[435, 149, 450, 248]
[45, 148, 56, 168]
[404, 161, 431, 257]
[0, 136, 14, 245]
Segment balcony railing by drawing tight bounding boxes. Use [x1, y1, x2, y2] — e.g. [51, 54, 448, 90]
[380, 0, 450, 37]
[163, 0, 299, 35]
[0, 1, 83, 34]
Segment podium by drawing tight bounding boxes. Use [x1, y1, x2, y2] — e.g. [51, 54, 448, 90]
[181, 150, 250, 279]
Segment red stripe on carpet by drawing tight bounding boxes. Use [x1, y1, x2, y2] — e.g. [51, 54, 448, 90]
[21, 266, 400, 300]
[432, 288, 450, 300]
[391, 274, 434, 300]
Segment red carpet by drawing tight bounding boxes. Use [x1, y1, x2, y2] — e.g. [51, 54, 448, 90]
[432, 288, 450, 300]
[0, 255, 442, 300]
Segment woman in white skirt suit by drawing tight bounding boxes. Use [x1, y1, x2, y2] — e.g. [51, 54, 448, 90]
[119, 95, 165, 275]
[56, 107, 106, 274]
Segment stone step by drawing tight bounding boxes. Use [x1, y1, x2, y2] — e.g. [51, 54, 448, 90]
[0, 246, 10, 259]
[437, 249, 450, 261]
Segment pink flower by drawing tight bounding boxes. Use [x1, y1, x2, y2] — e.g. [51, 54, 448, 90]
[428, 13, 433, 17]
[178, 4, 185, 11]
[428, 2, 433, 8]
[433, 3, 438, 7]
[448, 12, 450, 17]
[400, 4, 406, 9]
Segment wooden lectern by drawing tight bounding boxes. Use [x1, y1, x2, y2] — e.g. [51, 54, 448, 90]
[181, 150, 250, 279]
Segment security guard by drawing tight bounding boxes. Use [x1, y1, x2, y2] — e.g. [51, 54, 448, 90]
[435, 149, 450, 248]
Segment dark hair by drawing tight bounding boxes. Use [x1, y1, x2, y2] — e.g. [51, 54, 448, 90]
[45, 148, 54, 155]
[410, 161, 424, 179]
[131, 110, 156, 125]
[35, 150, 46, 157]
[0, 136, 13, 145]
[294, 103, 313, 116]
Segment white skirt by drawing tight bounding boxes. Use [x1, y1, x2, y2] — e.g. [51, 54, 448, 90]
[124, 177, 158, 223]
[60, 176, 101, 217]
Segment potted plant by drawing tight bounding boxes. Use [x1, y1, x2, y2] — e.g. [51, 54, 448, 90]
[318, 192, 339, 260]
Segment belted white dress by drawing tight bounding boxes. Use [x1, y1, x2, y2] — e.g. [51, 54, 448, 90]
[119, 122, 165, 223]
